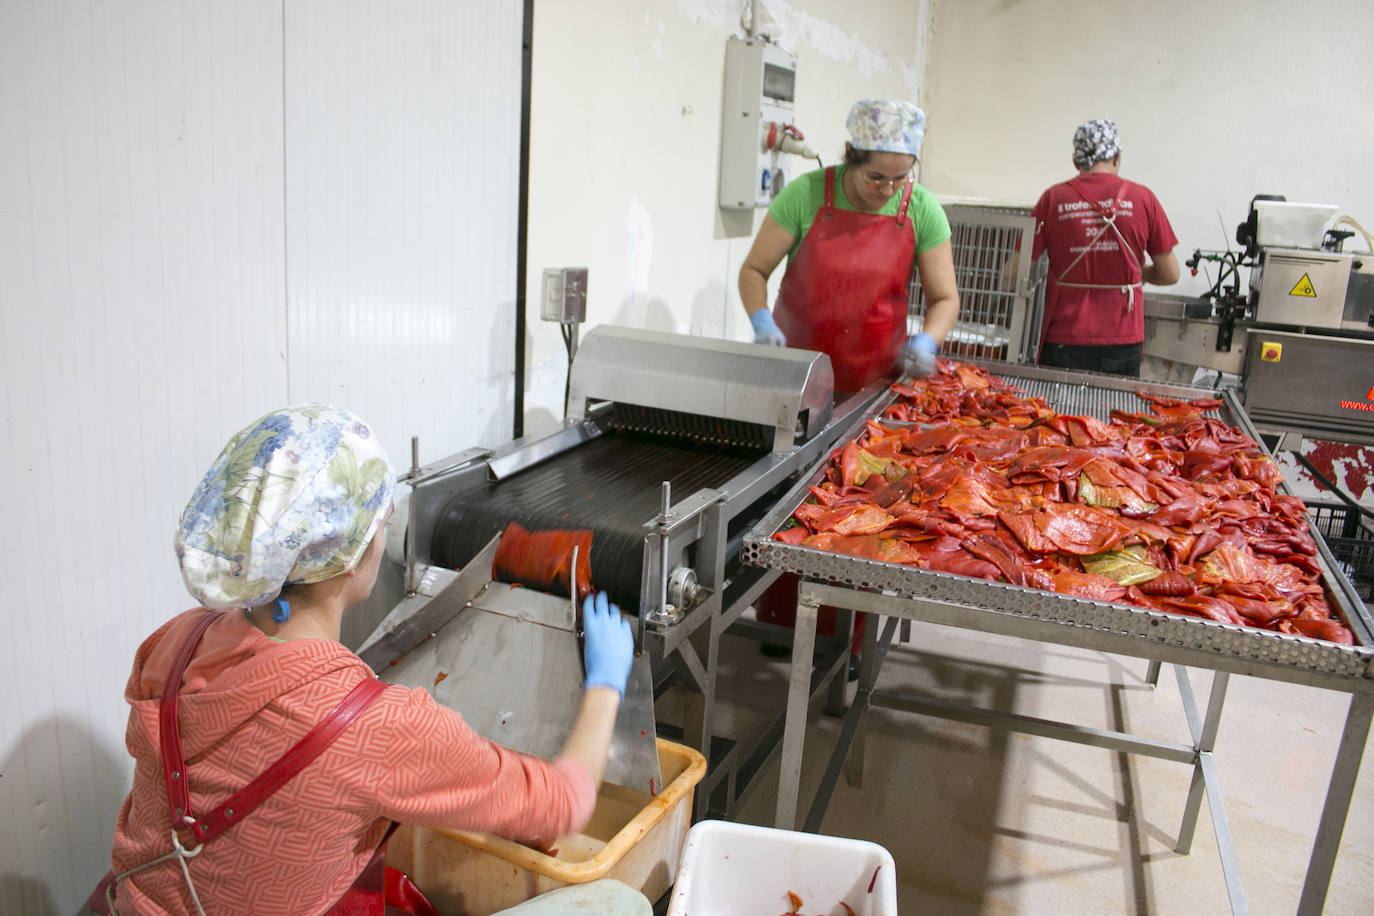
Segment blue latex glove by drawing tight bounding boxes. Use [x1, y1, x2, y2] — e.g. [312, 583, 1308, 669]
[581, 591, 634, 696]
[749, 309, 787, 347]
[902, 332, 939, 378]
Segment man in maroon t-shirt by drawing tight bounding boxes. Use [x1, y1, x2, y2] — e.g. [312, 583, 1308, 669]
[1029, 119, 1179, 377]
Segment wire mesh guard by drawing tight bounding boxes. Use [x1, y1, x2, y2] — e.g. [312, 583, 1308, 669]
[909, 203, 1046, 364]
[1308, 503, 1374, 600]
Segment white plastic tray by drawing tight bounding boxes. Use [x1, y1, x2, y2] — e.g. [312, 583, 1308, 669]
[666, 820, 897, 916]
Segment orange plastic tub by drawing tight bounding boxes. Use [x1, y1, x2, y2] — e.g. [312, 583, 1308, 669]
[387, 738, 706, 915]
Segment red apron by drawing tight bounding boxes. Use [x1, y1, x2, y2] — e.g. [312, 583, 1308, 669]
[773, 167, 916, 393]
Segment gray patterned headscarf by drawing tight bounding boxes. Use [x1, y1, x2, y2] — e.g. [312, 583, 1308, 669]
[1072, 119, 1120, 169]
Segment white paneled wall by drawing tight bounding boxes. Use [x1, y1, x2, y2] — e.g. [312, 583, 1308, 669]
[285, 0, 522, 462]
[0, 2, 520, 912]
[0, 3, 287, 912]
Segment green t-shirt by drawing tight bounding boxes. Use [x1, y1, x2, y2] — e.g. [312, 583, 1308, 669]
[767, 164, 952, 261]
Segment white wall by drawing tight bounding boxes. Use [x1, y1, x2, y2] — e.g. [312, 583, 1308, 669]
[522, 0, 933, 434]
[285, 1, 523, 457]
[0, 2, 520, 912]
[921, 0, 1374, 298]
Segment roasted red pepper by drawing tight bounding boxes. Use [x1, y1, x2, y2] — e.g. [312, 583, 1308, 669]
[768, 363, 1354, 644]
[491, 522, 593, 600]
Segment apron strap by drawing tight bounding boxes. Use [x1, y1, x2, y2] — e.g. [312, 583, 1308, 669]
[186, 678, 388, 845]
[823, 166, 837, 209]
[159, 610, 389, 843]
[895, 178, 914, 227]
[160, 610, 227, 826]
[1056, 178, 1142, 290]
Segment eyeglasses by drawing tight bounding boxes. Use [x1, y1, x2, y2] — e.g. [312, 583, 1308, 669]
[860, 170, 913, 191]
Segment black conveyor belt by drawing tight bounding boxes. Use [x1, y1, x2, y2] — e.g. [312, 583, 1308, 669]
[432, 432, 766, 611]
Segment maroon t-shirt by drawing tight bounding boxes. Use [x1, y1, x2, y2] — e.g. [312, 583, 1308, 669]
[1031, 172, 1177, 346]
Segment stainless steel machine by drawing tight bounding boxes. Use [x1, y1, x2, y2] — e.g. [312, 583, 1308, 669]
[356, 325, 883, 807]
[1160, 196, 1374, 446]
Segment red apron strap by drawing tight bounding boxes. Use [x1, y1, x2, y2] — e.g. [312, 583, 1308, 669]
[187, 678, 388, 844]
[156, 608, 390, 843]
[160, 610, 227, 826]
[823, 166, 836, 208]
[895, 178, 914, 227]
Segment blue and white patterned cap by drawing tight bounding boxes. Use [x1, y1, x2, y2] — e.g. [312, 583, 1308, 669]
[174, 404, 396, 610]
[1072, 119, 1120, 169]
[845, 99, 926, 157]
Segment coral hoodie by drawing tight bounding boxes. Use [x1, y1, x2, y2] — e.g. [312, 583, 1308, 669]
[108, 608, 594, 915]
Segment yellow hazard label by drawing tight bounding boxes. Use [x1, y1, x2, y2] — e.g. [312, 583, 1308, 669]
[1289, 273, 1317, 297]
[1260, 342, 1283, 362]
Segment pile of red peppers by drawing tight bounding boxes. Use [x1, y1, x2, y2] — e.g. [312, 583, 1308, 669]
[772, 362, 1353, 645]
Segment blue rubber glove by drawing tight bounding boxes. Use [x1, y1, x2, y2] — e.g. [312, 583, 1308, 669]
[749, 309, 787, 347]
[581, 591, 634, 696]
[902, 332, 939, 378]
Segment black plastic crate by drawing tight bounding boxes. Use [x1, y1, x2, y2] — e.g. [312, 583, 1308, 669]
[1308, 503, 1374, 599]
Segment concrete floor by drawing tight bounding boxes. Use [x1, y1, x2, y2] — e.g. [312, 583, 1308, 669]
[658, 615, 1374, 915]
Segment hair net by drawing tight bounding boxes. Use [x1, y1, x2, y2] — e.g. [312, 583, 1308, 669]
[1072, 119, 1120, 169]
[175, 404, 396, 610]
[845, 99, 926, 157]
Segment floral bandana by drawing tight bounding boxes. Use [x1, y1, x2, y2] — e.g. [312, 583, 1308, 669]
[1072, 118, 1120, 169]
[175, 404, 395, 610]
[845, 98, 926, 158]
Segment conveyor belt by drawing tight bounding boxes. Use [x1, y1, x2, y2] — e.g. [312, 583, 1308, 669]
[433, 431, 766, 611]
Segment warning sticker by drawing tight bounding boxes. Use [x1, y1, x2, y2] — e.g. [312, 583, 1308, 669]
[1260, 342, 1283, 362]
[1289, 273, 1317, 297]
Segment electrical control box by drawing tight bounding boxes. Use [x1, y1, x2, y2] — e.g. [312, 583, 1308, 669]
[540, 267, 587, 323]
[718, 38, 799, 210]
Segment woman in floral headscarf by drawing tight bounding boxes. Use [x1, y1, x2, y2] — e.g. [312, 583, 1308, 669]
[740, 98, 960, 394]
[741, 100, 961, 667]
[94, 405, 644, 916]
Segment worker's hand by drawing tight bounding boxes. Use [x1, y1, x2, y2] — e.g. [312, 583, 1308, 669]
[902, 332, 939, 378]
[581, 591, 633, 696]
[749, 309, 787, 347]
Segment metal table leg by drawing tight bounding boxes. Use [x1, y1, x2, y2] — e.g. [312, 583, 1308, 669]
[1298, 691, 1374, 915]
[774, 583, 820, 829]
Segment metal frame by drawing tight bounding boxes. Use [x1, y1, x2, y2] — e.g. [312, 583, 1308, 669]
[635, 386, 883, 818]
[742, 361, 1374, 915]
